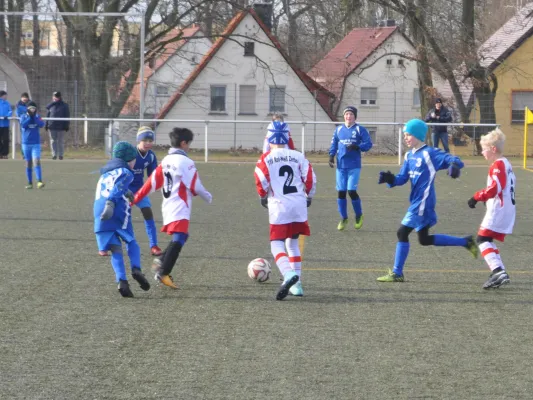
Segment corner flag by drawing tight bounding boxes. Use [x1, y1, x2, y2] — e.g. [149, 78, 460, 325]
[527, 107, 533, 125]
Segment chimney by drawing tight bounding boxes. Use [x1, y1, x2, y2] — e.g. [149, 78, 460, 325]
[386, 19, 396, 27]
[253, 1, 273, 31]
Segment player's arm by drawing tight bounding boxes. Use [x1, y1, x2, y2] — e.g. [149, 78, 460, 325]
[432, 149, 464, 173]
[182, 162, 212, 203]
[262, 137, 270, 154]
[146, 152, 158, 178]
[474, 161, 506, 202]
[132, 164, 164, 205]
[380, 157, 409, 187]
[254, 155, 270, 198]
[357, 126, 373, 152]
[300, 158, 317, 198]
[287, 132, 296, 150]
[108, 170, 134, 202]
[35, 115, 45, 128]
[328, 128, 339, 157]
[20, 114, 31, 128]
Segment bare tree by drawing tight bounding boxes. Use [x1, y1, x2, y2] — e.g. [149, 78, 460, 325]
[30, 0, 40, 57]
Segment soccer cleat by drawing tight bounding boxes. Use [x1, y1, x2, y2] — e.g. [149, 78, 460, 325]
[151, 245, 162, 256]
[117, 280, 134, 297]
[377, 269, 405, 282]
[25, 183, 33, 189]
[98, 250, 110, 256]
[355, 214, 364, 230]
[483, 270, 510, 289]
[465, 235, 479, 259]
[155, 273, 178, 289]
[289, 281, 304, 296]
[337, 218, 348, 231]
[37, 181, 45, 189]
[132, 268, 150, 291]
[151, 257, 162, 272]
[276, 271, 299, 300]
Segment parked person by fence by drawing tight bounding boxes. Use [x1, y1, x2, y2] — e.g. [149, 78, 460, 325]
[425, 98, 453, 152]
[45, 91, 70, 160]
[0, 90, 12, 159]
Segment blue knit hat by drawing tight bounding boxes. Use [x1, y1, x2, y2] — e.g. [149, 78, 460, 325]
[112, 141, 137, 162]
[137, 126, 155, 142]
[403, 119, 428, 142]
[267, 121, 290, 145]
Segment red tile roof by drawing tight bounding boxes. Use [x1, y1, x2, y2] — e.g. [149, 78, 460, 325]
[308, 27, 397, 101]
[157, 8, 335, 120]
[120, 26, 202, 115]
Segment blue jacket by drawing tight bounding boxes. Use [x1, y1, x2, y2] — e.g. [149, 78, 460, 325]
[130, 149, 158, 193]
[16, 100, 30, 118]
[45, 100, 70, 131]
[424, 106, 452, 134]
[328, 123, 373, 169]
[20, 113, 45, 145]
[0, 99, 13, 128]
[387, 144, 463, 215]
[93, 159, 135, 233]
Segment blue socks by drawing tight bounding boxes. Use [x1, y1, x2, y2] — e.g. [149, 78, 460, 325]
[26, 167, 32, 184]
[392, 242, 410, 276]
[337, 199, 348, 219]
[35, 165, 42, 182]
[111, 251, 127, 282]
[352, 198, 362, 218]
[433, 234, 467, 247]
[126, 240, 142, 269]
[144, 219, 158, 248]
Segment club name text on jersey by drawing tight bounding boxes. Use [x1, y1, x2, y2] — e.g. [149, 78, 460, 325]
[267, 155, 299, 165]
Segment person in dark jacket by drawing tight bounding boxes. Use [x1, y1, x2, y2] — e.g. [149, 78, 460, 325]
[425, 98, 453, 153]
[0, 90, 13, 159]
[16, 92, 31, 118]
[45, 91, 70, 160]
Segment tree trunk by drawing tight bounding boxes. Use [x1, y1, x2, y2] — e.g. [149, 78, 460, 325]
[0, 0, 6, 51]
[31, 0, 40, 57]
[6, 0, 22, 61]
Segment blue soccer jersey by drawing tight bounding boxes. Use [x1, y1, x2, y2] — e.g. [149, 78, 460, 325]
[130, 149, 157, 193]
[389, 144, 463, 216]
[328, 123, 373, 169]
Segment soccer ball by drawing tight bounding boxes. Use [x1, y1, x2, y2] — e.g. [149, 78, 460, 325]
[247, 258, 272, 283]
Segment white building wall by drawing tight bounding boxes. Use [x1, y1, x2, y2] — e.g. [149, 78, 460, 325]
[339, 31, 421, 152]
[156, 14, 334, 151]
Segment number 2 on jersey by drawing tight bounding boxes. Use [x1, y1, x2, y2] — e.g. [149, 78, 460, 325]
[279, 165, 298, 195]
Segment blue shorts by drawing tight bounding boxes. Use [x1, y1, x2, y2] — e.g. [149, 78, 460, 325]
[95, 228, 135, 251]
[336, 168, 361, 191]
[134, 196, 151, 209]
[22, 144, 41, 160]
[401, 209, 438, 232]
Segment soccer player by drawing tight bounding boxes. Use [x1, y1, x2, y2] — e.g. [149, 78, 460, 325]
[262, 113, 295, 153]
[376, 118, 478, 282]
[328, 106, 373, 230]
[132, 128, 212, 289]
[467, 129, 515, 289]
[93, 141, 151, 298]
[20, 102, 45, 189]
[255, 120, 316, 299]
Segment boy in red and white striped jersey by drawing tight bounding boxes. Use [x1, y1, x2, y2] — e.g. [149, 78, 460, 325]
[468, 129, 516, 289]
[255, 121, 316, 300]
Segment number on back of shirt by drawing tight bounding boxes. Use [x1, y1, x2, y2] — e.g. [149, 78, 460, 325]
[509, 172, 516, 205]
[279, 165, 298, 195]
[95, 170, 119, 200]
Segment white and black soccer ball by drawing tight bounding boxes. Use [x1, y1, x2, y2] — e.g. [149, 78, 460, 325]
[247, 258, 272, 283]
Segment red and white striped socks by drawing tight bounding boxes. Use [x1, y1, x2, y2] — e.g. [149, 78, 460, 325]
[271, 240, 292, 278]
[478, 241, 505, 271]
[286, 238, 302, 280]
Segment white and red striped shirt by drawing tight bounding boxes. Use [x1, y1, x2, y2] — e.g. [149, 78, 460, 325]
[255, 148, 316, 225]
[133, 151, 212, 226]
[474, 157, 516, 234]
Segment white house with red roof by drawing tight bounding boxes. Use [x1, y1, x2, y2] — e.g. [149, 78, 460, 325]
[308, 26, 419, 145]
[155, 7, 335, 150]
[121, 26, 212, 117]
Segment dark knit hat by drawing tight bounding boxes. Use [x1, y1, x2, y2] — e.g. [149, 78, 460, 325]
[112, 141, 137, 162]
[0, 90, 7, 97]
[53, 91, 61, 98]
[27, 101, 38, 111]
[343, 106, 358, 118]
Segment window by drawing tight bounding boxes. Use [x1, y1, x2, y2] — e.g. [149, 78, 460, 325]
[210, 85, 226, 112]
[413, 88, 421, 107]
[156, 85, 169, 97]
[269, 86, 285, 113]
[386, 59, 392, 67]
[244, 42, 255, 57]
[398, 59, 405, 67]
[366, 127, 377, 143]
[360, 87, 377, 106]
[511, 91, 533, 123]
[191, 56, 197, 65]
[239, 85, 256, 114]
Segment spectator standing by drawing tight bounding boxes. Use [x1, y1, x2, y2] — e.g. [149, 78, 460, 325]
[45, 91, 70, 160]
[425, 98, 453, 152]
[0, 90, 13, 159]
[16, 92, 31, 118]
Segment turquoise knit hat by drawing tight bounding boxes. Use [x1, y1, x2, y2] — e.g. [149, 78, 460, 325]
[403, 119, 428, 142]
[112, 141, 137, 162]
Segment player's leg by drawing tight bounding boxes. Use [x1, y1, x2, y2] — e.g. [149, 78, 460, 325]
[104, 234, 134, 298]
[24, 146, 33, 189]
[124, 238, 150, 291]
[420, 225, 478, 258]
[32, 145, 44, 188]
[139, 200, 160, 255]
[377, 224, 413, 282]
[347, 168, 363, 229]
[336, 169, 348, 230]
[286, 235, 303, 296]
[155, 232, 188, 289]
[477, 235, 510, 289]
[271, 238, 298, 301]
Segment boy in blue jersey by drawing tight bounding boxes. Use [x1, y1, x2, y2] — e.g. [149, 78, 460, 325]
[377, 119, 478, 282]
[20, 102, 45, 189]
[328, 106, 373, 230]
[94, 141, 151, 297]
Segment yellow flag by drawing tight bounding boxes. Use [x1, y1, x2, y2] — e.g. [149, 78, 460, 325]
[527, 107, 533, 125]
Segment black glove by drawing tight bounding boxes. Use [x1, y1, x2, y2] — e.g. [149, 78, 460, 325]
[124, 190, 134, 202]
[3, 116, 8, 120]
[346, 143, 360, 151]
[378, 171, 395, 185]
[448, 163, 461, 179]
[260, 196, 268, 209]
[328, 156, 335, 168]
[307, 198, 312, 207]
[100, 200, 115, 220]
[468, 197, 478, 209]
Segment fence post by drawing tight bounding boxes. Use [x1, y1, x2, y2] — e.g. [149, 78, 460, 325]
[11, 118, 15, 160]
[301, 122, 306, 156]
[398, 125, 402, 165]
[204, 120, 209, 163]
[107, 119, 113, 157]
[84, 115, 88, 145]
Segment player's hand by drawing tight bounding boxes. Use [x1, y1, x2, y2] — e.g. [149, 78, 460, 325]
[378, 171, 395, 185]
[468, 197, 478, 209]
[328, 156, 335, 168]
[124, 190, 134, 202]
[447, 163, 461, 179]
[100, 200, 115, 220]
[307, 198, 312, 207]
[346, 143, 359, 151]
[431, 112, 436, 118]
[260, 196, 268, 209]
